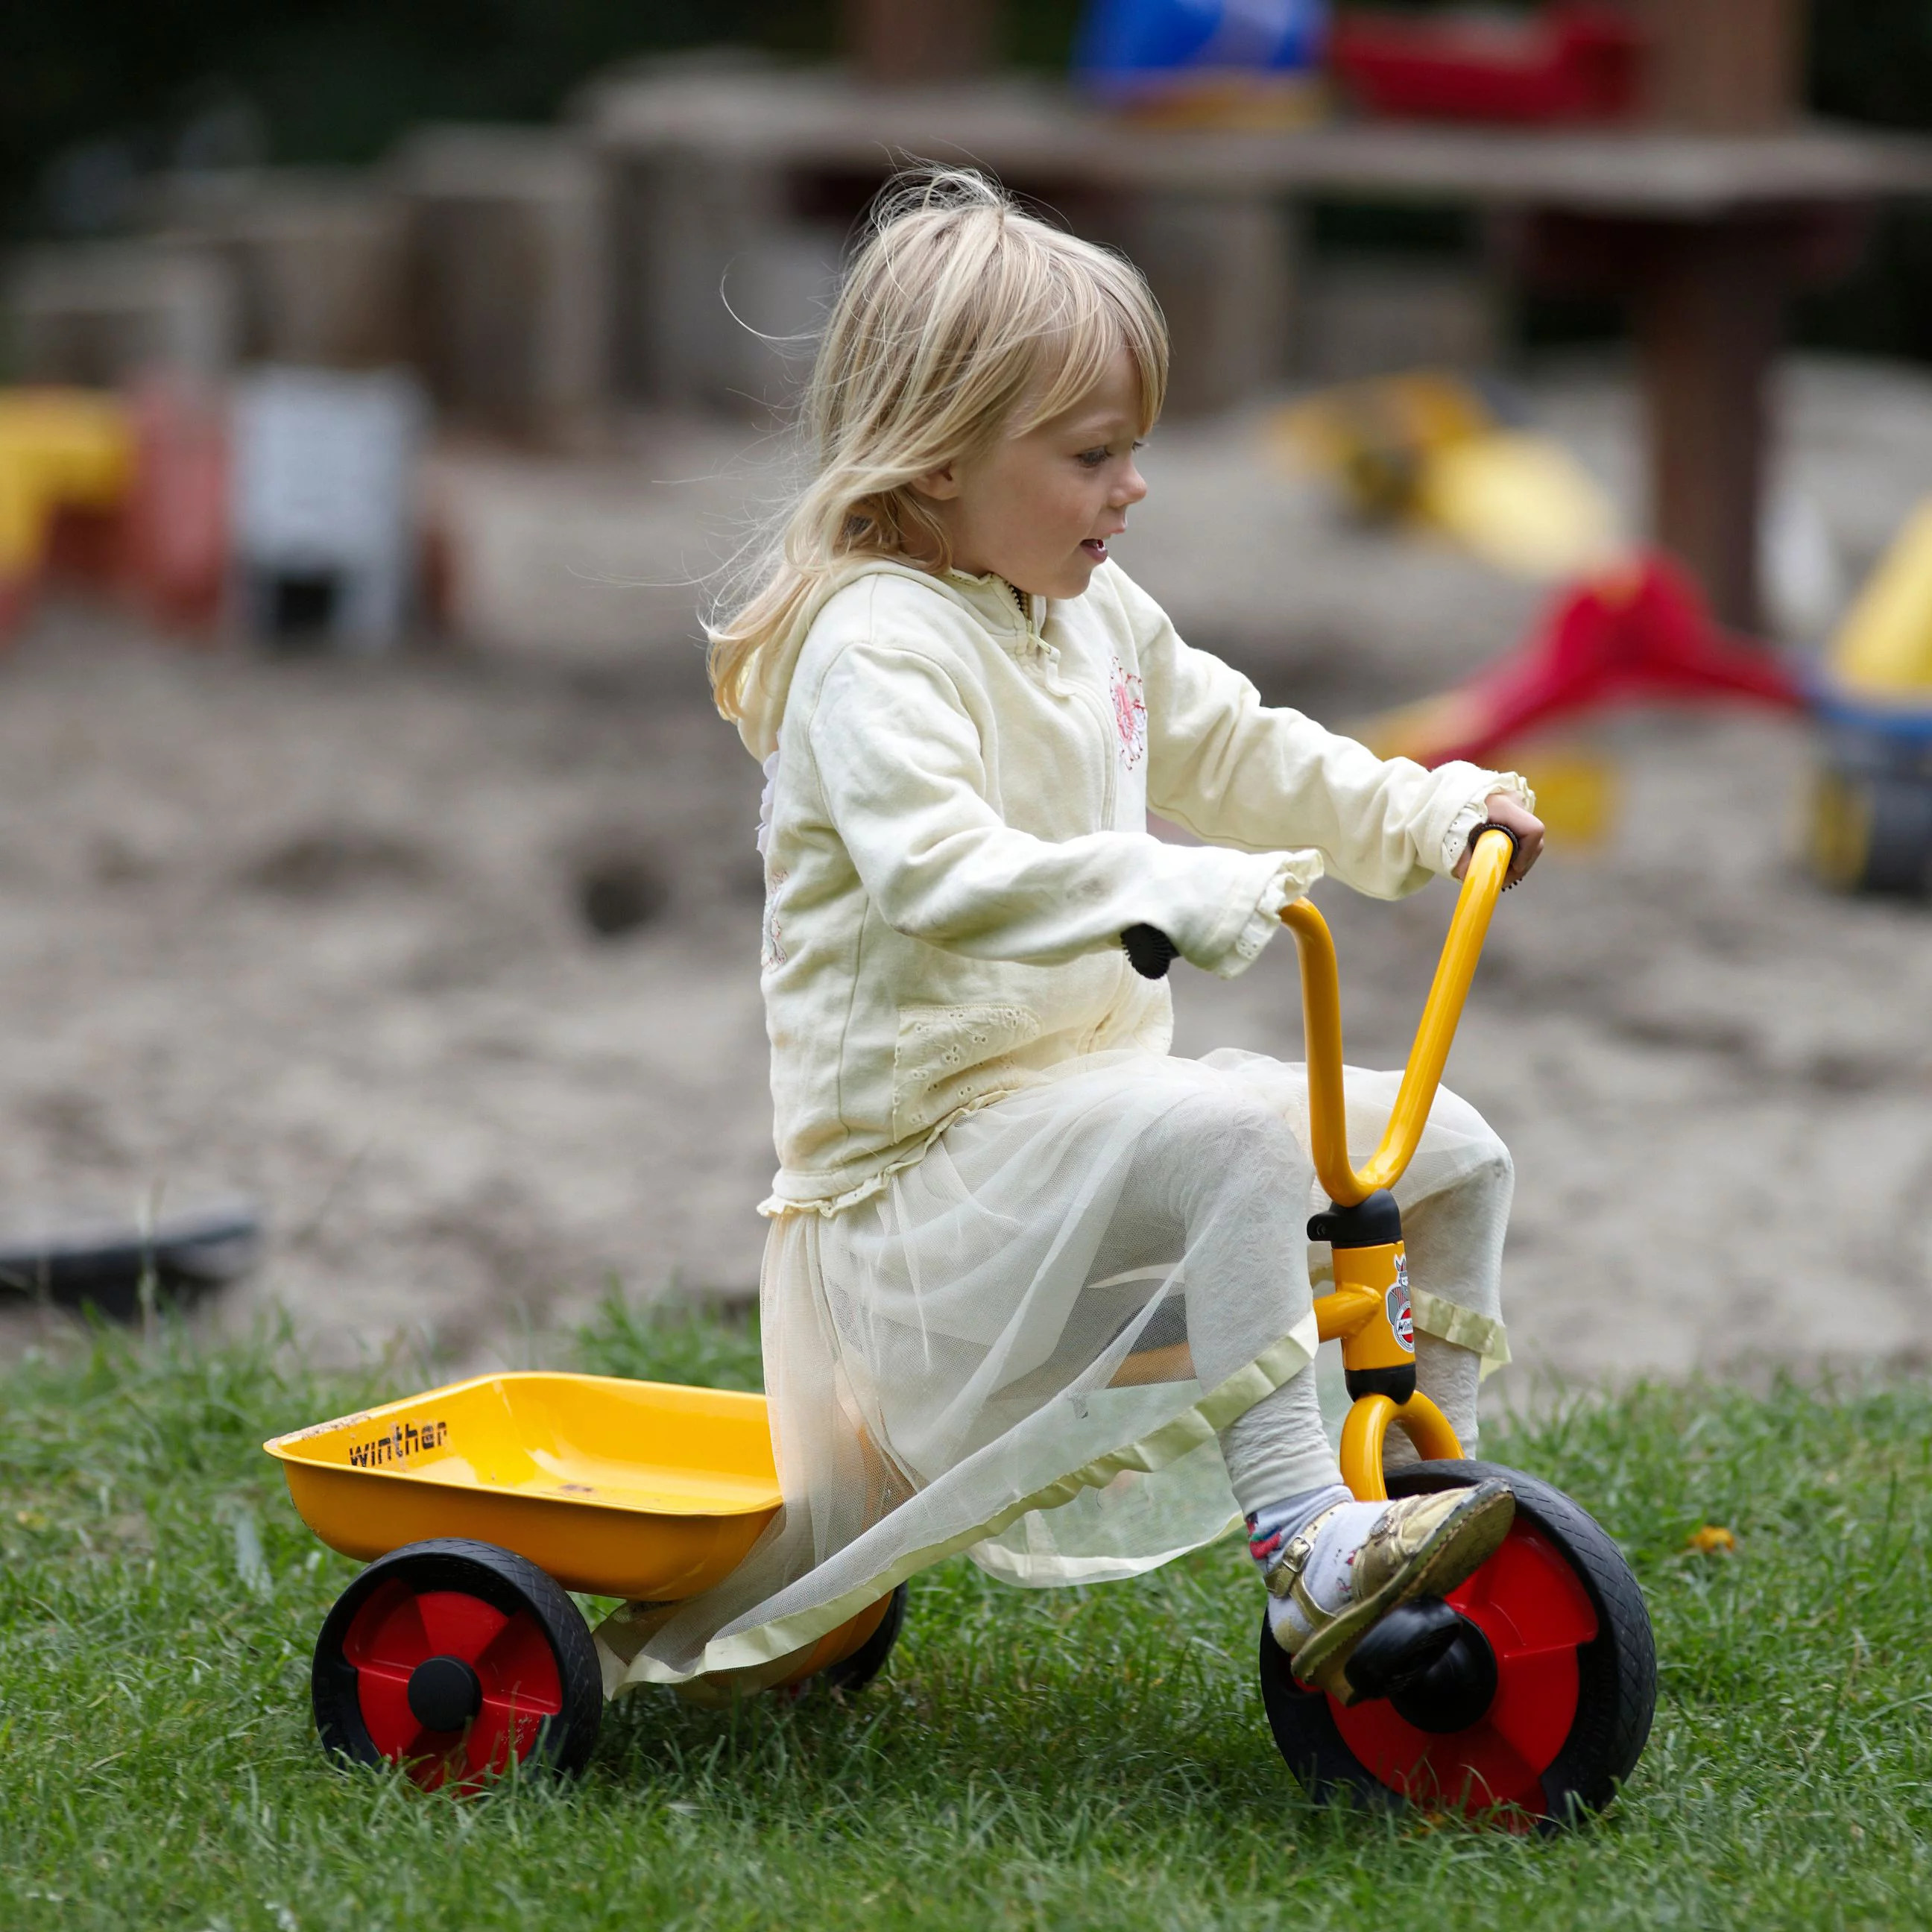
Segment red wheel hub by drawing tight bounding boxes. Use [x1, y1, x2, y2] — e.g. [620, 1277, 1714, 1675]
[1330, 1521, 1598, 1820]
[342, 1581, 564, 1789]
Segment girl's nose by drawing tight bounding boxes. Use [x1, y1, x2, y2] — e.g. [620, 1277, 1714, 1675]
[1114, 461, 1148, 510]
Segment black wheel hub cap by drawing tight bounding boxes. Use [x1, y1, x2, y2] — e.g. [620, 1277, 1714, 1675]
[407, 1653, 484, 1732]
[1388, 1615, 1499, 1734]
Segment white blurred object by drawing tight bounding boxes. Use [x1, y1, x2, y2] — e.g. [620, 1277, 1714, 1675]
[230, 366, 425, 651]
[1761, 483, 1847, 644]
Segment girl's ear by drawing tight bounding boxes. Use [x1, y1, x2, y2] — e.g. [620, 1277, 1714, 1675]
[907, 462, 963, 502]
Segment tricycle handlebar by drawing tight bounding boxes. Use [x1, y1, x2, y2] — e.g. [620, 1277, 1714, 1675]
[1282, 824, 1517, 1207]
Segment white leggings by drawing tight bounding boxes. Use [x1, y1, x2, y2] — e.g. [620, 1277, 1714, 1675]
[1093, 1084, 1498, 1516]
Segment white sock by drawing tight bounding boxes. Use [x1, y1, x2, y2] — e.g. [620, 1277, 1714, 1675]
[1245, 1485, 1390, 1648]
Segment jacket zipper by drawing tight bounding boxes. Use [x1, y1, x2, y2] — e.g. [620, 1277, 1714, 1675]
[1020, 593, 1118, 828]
[1023, 592, 1130, 1053]
[1006, 578, 1137, 1054]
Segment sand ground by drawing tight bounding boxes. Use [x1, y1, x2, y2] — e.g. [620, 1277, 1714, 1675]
[2, 355, 1929, 1407]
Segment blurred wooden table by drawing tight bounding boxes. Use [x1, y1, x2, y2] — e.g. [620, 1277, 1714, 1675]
[587, 67, 1932, 629]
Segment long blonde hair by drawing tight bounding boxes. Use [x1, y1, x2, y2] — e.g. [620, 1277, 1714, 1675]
[707, 168, 1168, 724]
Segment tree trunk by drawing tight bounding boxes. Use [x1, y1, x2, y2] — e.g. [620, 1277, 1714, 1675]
[842, 0, 996, 83]
[1637, 0, 1808, 133]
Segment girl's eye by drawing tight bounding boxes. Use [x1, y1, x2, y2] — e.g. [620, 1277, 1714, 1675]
[1076, 447, 1111, 468]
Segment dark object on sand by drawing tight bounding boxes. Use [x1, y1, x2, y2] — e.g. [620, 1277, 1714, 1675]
[1808, 692, 1932, 898]
[0, 1201, 263, 1321]
[576, 847, 668, 939]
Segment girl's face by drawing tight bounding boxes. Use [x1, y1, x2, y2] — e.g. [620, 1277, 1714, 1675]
[911, 345, 1150, 600]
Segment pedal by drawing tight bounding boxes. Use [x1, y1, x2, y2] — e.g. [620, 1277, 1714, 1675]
[1345, 1597, 1463, 1700]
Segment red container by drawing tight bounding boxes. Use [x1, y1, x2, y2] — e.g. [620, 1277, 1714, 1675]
[119, 381, 230, 634]
[1330, 4, 1644, 124]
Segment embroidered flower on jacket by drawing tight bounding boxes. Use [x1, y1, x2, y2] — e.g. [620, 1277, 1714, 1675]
[1110, 656, 1147, 768]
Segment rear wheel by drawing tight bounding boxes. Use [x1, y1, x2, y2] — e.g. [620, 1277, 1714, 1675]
[1258, 1462, 1655, 1828]
[818, 1583, 908, 1693]
[312, 1538, 602, 1789]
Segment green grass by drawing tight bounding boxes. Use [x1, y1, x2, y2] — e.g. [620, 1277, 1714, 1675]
[1, 1302, 1928, 1931]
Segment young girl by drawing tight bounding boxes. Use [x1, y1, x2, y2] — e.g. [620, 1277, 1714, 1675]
[599, 171, 1543, 1706]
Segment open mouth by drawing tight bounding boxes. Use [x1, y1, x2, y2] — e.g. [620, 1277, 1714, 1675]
[1080, 539, 1108, 561]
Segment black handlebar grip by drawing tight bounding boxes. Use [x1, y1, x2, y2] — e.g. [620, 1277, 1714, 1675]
[1121, 924, 1179, 979]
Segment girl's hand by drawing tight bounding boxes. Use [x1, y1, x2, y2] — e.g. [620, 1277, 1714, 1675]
[1453, 792, 1544, 888]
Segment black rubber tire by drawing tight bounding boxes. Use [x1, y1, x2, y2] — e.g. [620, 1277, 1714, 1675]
[1860, 774, 1932, 895]
[1811, 761, 1932, 897]
[1258, 1462, 1655, 1828]
[818, 1583, 909, 1694]
[312, 1537, 603, 1781]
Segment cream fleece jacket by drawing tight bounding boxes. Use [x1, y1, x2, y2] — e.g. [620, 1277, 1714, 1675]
[745, 558, 1526, 1213]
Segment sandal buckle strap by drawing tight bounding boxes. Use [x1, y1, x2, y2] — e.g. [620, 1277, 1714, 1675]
[1261, 1503, 1345, 1600]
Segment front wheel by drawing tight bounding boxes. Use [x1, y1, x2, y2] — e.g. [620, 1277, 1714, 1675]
[1258, 1461, 1655, 1827]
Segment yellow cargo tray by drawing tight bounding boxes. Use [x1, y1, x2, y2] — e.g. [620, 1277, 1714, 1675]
[265, 1371, 780, 1600]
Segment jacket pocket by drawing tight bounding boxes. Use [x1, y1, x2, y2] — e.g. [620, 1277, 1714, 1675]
[891, 1003, 1043, 1144]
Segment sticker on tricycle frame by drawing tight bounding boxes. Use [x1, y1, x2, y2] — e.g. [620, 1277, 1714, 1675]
[1387, 1254, 1415, 1353]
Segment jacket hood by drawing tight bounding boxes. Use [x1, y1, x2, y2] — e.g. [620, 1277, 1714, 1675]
[733, 558, 1044, 760]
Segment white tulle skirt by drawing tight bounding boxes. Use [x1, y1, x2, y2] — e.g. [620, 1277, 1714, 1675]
[598, 1047, 1512, 1692]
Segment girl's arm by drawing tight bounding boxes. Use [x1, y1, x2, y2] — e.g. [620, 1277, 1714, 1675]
[1116, 575, 1530, 900]
[808, 639, 1319, 976]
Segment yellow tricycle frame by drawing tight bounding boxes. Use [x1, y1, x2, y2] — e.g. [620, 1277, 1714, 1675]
[1288, 825, 1518, 1501]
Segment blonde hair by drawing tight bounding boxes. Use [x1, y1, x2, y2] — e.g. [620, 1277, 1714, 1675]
[707, 168, 1168, 724]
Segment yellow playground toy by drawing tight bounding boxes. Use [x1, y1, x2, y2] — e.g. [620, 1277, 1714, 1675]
[267, 828, 1656, 1822]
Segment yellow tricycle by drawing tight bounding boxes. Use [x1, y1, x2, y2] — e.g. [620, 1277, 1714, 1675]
[266, 827, 1654, 1820]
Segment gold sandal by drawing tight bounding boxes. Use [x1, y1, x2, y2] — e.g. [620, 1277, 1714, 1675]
[1265, 1479, 1515, 1705]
